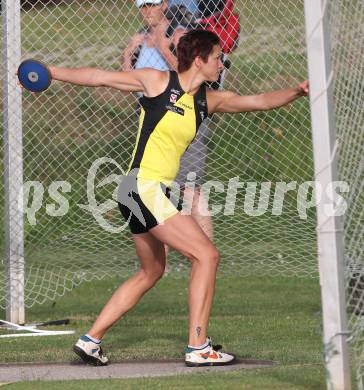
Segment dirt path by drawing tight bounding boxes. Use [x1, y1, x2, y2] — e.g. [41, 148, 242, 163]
[0, 359, 274, 383]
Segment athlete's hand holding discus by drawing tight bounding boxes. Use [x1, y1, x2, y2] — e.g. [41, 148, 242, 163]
[18, 29, 310, 368]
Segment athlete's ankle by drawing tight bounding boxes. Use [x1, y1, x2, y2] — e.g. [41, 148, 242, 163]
[85, 333, 102, 344]
[188, 339, 209, 350]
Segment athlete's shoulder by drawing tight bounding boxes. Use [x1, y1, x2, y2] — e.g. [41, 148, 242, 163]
[206, 89, 237, 114]
[133, 67, 168, 79]
[137, 68, 170, 97]
[206, 88, 235, 98]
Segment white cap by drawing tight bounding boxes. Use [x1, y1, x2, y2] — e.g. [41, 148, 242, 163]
[135, 0, 163, 7]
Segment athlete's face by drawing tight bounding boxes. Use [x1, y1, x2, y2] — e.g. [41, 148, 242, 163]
[200, 45, 225, 82]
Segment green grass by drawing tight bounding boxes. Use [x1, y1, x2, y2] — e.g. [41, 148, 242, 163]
[21, 1, 141, 63]
[1, 275, 326, 388]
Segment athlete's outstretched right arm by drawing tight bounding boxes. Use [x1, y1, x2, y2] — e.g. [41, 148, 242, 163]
[49, 66, 165, 95]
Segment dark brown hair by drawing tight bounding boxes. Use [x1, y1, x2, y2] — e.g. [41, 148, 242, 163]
[177, 29, 220, 73]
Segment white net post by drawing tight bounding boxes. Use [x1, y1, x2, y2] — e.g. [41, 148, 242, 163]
[304, 0, 350, 389]
[2, 0, 25, 324]
[327, 0, 364, 387]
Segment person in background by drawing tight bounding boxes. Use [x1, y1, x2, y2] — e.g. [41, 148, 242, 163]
[168, 0, 198, 15]
[123, 0, 185, 72]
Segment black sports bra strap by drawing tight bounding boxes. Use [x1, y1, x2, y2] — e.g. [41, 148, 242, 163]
[168, 71, 178, 88]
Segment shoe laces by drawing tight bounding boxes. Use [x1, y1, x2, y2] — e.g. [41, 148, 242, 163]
[212, 344, 222, 351]
[207, 336, 222, 352]
[207, 337, 222, 352]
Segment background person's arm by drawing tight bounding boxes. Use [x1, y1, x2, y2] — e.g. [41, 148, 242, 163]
[153, 25, 185, 70]
[122, 33, 145, 71]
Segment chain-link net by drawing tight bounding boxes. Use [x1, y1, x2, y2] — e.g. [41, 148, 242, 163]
[1, 0, 315, 309]
[327, 0, 364, 387]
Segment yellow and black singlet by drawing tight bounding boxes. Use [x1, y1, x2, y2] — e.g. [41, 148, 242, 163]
[117, 71, 209, 234]
[128, 70, 208, 185]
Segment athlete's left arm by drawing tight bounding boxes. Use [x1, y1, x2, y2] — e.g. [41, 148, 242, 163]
[207, 80, 309, 114]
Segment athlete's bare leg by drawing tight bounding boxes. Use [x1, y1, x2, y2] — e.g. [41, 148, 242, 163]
[164, 187, 213, 272]
[87, 233, 166, 340]
[188, 187, 213, 241]
[150, 213, 219, 347]
[88, 212, 217, 347]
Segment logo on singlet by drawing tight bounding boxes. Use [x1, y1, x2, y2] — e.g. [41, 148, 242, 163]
[166, 105, 184, 116]
[170, 88, 180, 95]
[170, 93, 178, 104]
[178, 101, 193, 110]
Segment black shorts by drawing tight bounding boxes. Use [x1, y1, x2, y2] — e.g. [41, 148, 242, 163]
[117, 176, 180, 234]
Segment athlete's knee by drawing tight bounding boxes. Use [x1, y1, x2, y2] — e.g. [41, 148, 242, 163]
[192, 245, 220, 268]
[208, 246, 220, 268]
[140, 262, 165, 285]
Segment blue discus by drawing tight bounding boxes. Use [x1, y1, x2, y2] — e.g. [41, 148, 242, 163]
[18, 59, 51, 92]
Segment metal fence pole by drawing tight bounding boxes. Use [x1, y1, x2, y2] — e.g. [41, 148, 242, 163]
[2, 0, 24, 324]
[304, 1, 351, 389]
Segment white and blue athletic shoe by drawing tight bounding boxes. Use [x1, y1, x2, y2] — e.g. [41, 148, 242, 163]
[185, 337, 236, 367]
[73, 335, 109, 366]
